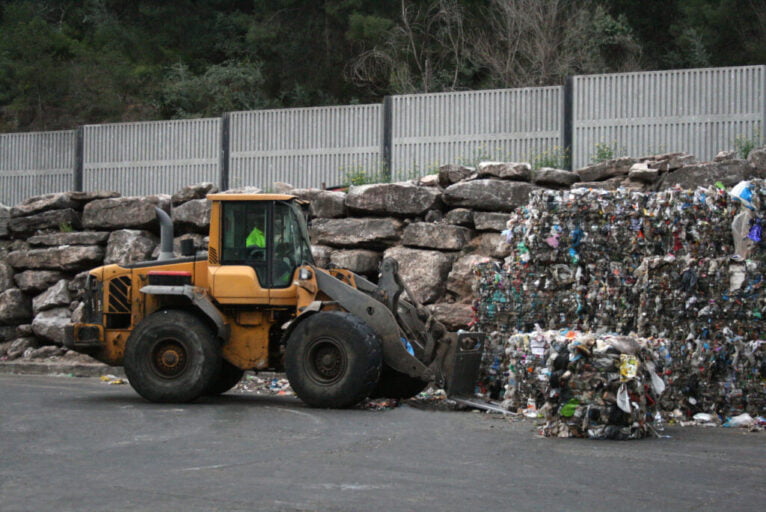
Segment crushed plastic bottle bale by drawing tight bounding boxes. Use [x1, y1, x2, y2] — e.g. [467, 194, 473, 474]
[476, 329, 665, 439]
[471, 181, 766, 432]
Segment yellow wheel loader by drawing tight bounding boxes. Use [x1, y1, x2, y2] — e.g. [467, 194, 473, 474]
[65, 194, 484, 407]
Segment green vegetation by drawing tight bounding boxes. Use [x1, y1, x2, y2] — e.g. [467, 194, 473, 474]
[531, 146, 571, 170]
[591, 141, 626, 164]
[58, 222, 73, 233]
[733, 129, 763, 159]
[342, 165, 388, 187]
[0, 1, 764, 132]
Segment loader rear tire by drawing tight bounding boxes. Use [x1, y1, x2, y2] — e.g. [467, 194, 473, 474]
[370, 364, 428, 399]
[285, 311, 382, 408]
[206, 360, 245, 395]
[124, 309, 221, 403]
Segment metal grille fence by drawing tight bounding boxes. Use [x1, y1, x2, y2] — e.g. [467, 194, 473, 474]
[229, 104, 381, 190]
[391, 87, 563, 180]
[0, 130, 75, 205]
[1, 65, 764, 206]
[571, 66, 766, 169]
[82, 118, 221, 197]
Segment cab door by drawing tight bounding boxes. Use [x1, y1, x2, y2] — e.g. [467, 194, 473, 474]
[209, 200, 270, 303]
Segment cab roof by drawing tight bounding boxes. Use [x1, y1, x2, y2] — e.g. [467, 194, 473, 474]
[206, 193, 297, 201]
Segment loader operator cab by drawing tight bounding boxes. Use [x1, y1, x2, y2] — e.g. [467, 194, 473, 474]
[216, 195, 314, 290]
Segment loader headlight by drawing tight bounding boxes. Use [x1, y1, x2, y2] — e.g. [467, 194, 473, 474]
[299, 268, 313, 281]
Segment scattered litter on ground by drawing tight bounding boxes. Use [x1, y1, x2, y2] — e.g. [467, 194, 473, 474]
[99, 374, 126, 385]
[234, 374, 294, 396]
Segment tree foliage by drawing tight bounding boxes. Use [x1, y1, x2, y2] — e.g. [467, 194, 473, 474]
[0, 0, 763, 132]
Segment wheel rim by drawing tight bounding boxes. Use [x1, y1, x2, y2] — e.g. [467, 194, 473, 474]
[150, 338, 188, 379]
[305, 336, 347, 385]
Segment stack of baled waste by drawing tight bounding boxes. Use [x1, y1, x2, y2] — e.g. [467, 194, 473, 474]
[472, 180, 766, 429]
[479, 328, 665, 439]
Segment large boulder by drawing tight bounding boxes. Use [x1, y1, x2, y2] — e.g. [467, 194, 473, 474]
[0, 325, 17, 342]
[444, 208, 473, 227]
[221, 186, 263, 195]
[14, 270, 67, 294]
[438, 164, 475, 188]
[628, 162, 660, 184]
[532, 168, 580, 188]
[658, 160, 757, 190]
[171, 182, 218, 205]
[31, 307, 71, 345]
[288, 188, 323, 203]
[575, 157, 636, 182]
[0, 204, 10, 237]
[149, 234, 208, 259]
[32, 279, 71, 315]
[383, 247, 454, 304]
[427, 303, 474, 331]
[0, 261, 14, 292]
[8, 208, 81, 235]
[6, 246, 104, 271]
[346, 183, 441, 216]
[447, 254, 498, 299]
[466, 233, 511, 258]
[68, 190, 121, 204]
[472, 212, 508, 232]
[443, 180, 535, 212]
[329, 250, 381, 275]
[748, 147, 766, 171]
[171, 198, 211, 232]
[576, 177, 625, 190]
[641, 152, 696, 171]
[4, 337, 39, 359]
[10, 192, 79, 217]
[310, 245, 333, 269]
[477, 162, 531, 181]
[27, 231, 110, 247]
[401, 223, 473, 251]
[310, 218, 402, 249]
[82, 195, 170, 230]
[0, 288, 33, 325]
[310, 191, 347, 219]
[104, 230, 159, 265]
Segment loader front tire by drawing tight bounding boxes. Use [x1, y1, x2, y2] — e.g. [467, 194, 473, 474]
[124, 309, 221, 403]
[285, 311, 382, 408]
[206, 360, 245, 396]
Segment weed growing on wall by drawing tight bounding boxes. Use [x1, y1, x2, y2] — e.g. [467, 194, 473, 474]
[531, 146, 570, 170]
[591, 141, 626, 164]
[733, 129, 763, 159]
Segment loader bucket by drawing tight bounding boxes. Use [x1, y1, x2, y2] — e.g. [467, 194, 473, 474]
[443, 331, 485, 397]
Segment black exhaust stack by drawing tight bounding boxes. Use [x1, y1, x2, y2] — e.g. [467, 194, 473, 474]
[155, 207, 174, 261]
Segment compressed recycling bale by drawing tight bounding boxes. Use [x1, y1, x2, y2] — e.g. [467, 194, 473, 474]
[470, 180, 766, 419]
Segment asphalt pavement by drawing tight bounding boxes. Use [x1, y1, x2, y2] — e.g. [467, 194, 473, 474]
[0, 374, 763, 512]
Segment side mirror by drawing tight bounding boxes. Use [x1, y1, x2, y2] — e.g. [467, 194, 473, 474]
[180, 238, 195, 257]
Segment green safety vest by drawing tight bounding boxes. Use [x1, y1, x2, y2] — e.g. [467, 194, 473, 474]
[246, 227, 265, 247]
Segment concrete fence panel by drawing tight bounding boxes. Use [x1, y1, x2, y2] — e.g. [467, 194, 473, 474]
[391, 87, 563, 180]
[0, 130, 75, 206]
[572, 65, 766, 169]
[82, 118, 221, 197]
[229, 104, 382, 190]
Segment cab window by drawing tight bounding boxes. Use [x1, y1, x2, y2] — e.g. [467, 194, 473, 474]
[221, 201, 269, 285]
[272, 201, 314, 287]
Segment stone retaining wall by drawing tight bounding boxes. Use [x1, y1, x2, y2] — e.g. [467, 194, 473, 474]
[1, 148, 765, 362]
